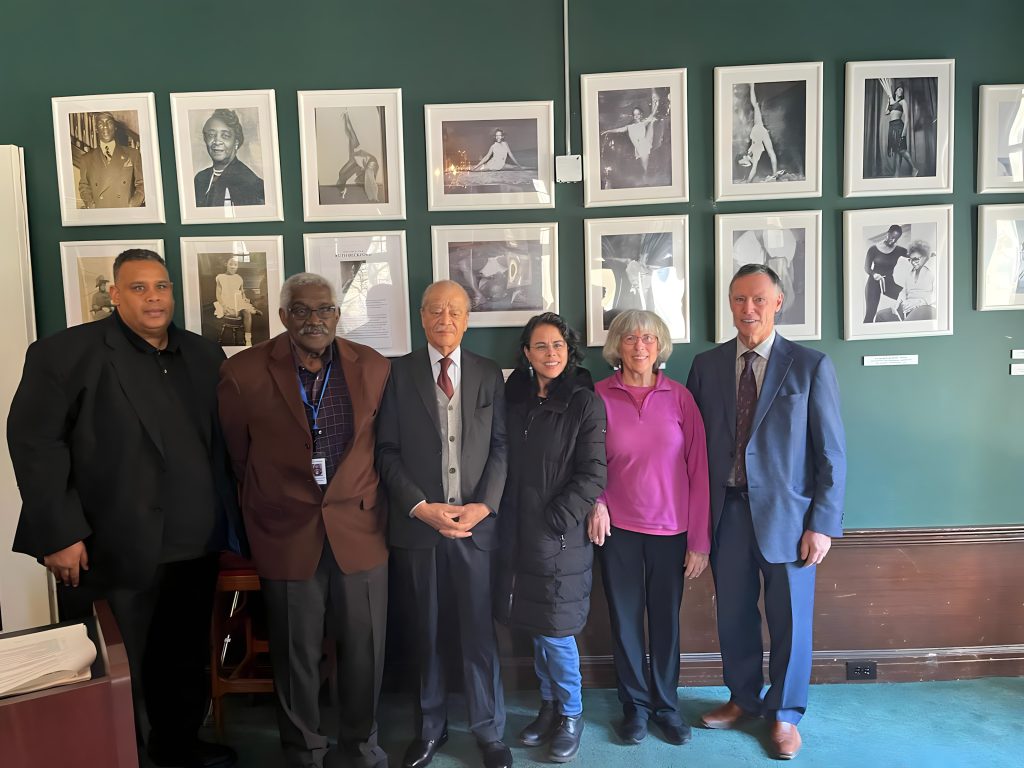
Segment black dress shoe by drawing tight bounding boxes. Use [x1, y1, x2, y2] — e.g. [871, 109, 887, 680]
[148, 739, 237, 768]
[620, 713, 648, 744]
[481, 740, 513, 768]
[548, 715, 584, 763]
[518, 699, 558, 746]
[653, 717, 692, 745]
[402, 731, 448, 768]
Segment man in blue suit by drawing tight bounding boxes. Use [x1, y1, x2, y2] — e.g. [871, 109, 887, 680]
[686, 263, 846, 760]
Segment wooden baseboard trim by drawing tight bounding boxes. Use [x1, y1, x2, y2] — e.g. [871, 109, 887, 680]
[835, 524, 1024, 546]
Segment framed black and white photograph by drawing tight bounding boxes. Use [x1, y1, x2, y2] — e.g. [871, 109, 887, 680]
[581, 68, 688, 207]
[977, 85, 1024, 194]
[303, 231, 412, 355]
[59, 239, 164, 326]
[843, 205, 953, 339]
[425, 101, 554, 211]
[297, 88, 406, 221]
[977, 204, 1024, 311]
[714, 62, 823, 202]
[180, 236, 284, 355]
[583, 215, 689, 347]
[170, 90, 283, 224]
[51, 93, 165, 226]
[431, 223, 558, 327]
[714, 211, 822, 342]
[844, 59, 955, 197]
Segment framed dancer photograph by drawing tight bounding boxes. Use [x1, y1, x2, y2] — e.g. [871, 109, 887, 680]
[977, 84, 1024, 194]
[297, 88, 406, 221]
[977, 204, 1024, 311]
[170, 89, 284, 224]
[51, 93, 165, 226]
[180, 235, 285, 355]
[714, 211, 822, 342]
[581, 68, 688, 207]
[714, 62, 823, 202]
[844, 59, 955, 197]
[430, 223, 558, 327]
[303, 231, 412, 355]
[424, 101, 554, 211]
[843, 205, 954, 340]
[59, 239, 164, 326]
[583, 215, 690, 347]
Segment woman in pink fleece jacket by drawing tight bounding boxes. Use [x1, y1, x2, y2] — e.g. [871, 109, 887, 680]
[588, 309, 711, 748]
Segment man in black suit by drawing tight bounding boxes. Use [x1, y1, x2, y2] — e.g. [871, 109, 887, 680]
[7, 249, 238, 768]
[376, 280, 511, 768]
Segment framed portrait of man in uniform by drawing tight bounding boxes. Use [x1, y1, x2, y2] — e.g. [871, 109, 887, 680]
[59, 239, 165, 326]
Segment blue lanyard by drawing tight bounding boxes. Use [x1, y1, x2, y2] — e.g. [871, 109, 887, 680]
[298, 362, 332, 430]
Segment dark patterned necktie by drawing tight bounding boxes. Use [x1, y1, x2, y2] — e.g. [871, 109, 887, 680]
[437, 357, 454, 400]
[733, 350, 758, 487]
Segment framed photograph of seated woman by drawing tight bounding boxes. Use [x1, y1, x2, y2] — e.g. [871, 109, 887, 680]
[51, 92, 165, 226]
[59, 239, 164, 326]
[583, 215, 690, 347]
[180, 235, 285, 356]
[424, 101, 555, 211]
[170, 90, 283, 224]
[303, 231, 412, 356]
[977, 84, 1024, 194]
[714, 62, 823, 202]
[581, 68, 688, 207]
[430, 223, 558, 327]
[297, 88, 406, 221]
[977, 204, 1024, 311]
[714, 211, 821, 342]
[844, 59, 955, 197]
[843, 205, 954, 340]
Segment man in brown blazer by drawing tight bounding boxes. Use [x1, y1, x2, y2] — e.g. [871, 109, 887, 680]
[219, 272, 391, 768]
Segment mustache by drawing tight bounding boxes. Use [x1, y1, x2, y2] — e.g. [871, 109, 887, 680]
[299, 324, 328, 335]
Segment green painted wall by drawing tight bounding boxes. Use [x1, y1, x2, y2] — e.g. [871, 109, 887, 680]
[1, 0, 1021, 528]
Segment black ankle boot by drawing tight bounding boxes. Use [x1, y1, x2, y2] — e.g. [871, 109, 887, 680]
[518, 699, 558, 746]
[548, 714, 584, 763]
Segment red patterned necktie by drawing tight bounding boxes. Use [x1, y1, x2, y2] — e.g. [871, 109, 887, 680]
[733, 351, 758, 487]
[437, 357, 454, 400]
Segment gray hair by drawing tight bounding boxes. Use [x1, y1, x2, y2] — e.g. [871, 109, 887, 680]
[420, 279, 470, 310]
[602, 309, 673, 367]
[280, 272, 336, 309]
[730, 262, 782, 292]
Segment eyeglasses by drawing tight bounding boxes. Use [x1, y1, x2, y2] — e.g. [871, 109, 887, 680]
[530, 341, 567, 353]
[288, 304, 338, 320]
[622, 334, 657, 346]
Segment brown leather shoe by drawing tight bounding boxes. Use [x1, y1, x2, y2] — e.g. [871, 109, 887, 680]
[769, 721, 802, 760]
[700, 701, 748, 730]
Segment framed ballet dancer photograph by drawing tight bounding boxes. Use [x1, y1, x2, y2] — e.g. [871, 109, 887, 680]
[714, 211, 822, 342]
[844, 59, 955, 197]
[430, 223, 558, 327]
[580, 68, 688, 207]
[303, 231, 412, 356]
[179, 235, 285, 356]
[59, 239, 164, 326]
[977, 204, 1024, 311]
[583, 215, 690, 347]
[977, 85, 1024, 194]
[424, 101, 555, 211]
[714, 62, 823, 202]
[297, 88, 406, 221]
[170, 89, 283, 224]
[51, 93, 165, 226]
[843, 205, 954, 340]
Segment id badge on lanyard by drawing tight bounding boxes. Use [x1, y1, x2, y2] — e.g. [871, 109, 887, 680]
[299, 364, 332, 486]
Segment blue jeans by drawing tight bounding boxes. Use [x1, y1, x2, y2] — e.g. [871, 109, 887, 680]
[533, 635, 583, 717]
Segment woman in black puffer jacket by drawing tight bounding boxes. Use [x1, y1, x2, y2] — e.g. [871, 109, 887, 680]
[497, 312, 607, 763]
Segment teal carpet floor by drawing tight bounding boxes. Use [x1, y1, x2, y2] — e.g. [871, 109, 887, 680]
[213, 678, 1024, 768]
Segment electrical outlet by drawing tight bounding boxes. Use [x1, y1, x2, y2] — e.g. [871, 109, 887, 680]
[845, 661, 877, 680]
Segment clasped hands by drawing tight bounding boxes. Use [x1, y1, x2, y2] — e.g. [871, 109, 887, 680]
[414, 501, 491, 539]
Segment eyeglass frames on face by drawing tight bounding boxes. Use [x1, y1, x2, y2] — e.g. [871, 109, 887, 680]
[622, 334, 657, 346]
[288, 304, 338, 320]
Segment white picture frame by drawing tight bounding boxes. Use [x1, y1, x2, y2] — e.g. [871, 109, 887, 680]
[170, 89, 284, 224]
[424, 101, 555, 211]
[180, 235, 285, 355]
[59, 239, 164, 327]
[843, 205, 954, 339]
[581, 68, 688, 207]
[844, 59, 955, 197]
[977, 204, 1024, 311]
[714, 211, 822, 342]
[430, 223, 558, 327]
[583, 215, 689, 347]
[297, 88, 406, 221]
[714, 62, 823, 202]
[51, 93, 165, 226]
[303, 231, 412, 356]
[977, 84, 1024, 194]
